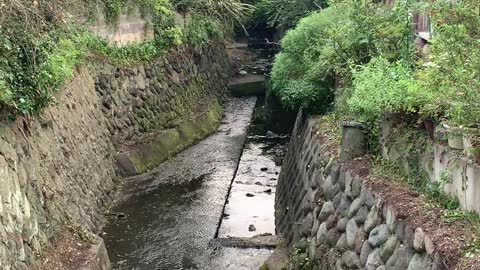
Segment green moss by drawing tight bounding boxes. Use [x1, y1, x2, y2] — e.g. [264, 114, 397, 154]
[259, 263, 269, 270]
[127, 98, 223, 174]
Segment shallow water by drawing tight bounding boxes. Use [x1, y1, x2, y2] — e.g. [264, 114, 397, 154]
[218, 137, 287, 238]
[102, 97, 276, 270]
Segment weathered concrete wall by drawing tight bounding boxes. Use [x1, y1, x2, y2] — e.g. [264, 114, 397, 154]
[276, 112, 444, 269]
[89, 6, 191, 47]
[90, 6, 154, 46]
[380, 119, 480, 216]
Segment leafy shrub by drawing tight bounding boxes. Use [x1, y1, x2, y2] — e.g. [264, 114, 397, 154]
[421, 0, 480, 127]
[279, 79, 333, 114]
[270, 0, 415, 113]
[347, 57, 425, 121]
[184, 15, 223, 47]
[173, 0, 254, 27]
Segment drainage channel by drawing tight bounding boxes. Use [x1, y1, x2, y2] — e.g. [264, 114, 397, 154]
[101, 97, 289, 270]
[210, 97, 290, 269]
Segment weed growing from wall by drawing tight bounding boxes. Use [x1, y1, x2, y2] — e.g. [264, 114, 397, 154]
[0, 0, 240, 118]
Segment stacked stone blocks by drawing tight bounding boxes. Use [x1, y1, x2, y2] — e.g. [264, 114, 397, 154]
[276, 112, 444, 269]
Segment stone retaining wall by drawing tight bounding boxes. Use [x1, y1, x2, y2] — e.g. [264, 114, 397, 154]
[276, 112, 444, 269]
[95, 43, 229, 174]
[0, 67, 117, 269]
[0, 41, 229, 270]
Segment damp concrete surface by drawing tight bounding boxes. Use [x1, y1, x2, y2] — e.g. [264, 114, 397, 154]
[102, 97, 288, 270]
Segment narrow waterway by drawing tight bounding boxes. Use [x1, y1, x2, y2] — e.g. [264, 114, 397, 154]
[102, 97, 289, 270]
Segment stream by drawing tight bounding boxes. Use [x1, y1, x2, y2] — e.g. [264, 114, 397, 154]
[102, 47, 292, 270]
[102, 98, 290, 270]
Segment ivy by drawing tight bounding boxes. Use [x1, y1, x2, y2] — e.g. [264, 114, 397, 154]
[0, 0, 238, 118]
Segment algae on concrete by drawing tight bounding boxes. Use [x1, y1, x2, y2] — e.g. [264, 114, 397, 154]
[118, 98, 223, 175]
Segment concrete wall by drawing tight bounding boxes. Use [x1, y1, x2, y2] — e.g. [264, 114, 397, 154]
[90, 6, 154, 46]
[89, 6, 191, 47]
[276, 112, 445, 269]
[380, 119, 480, 215]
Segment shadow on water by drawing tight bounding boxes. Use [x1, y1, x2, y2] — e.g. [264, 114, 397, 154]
[104, 174, 213, 270]
[102, 97, 260, 270]
[102, 48, 297, 270]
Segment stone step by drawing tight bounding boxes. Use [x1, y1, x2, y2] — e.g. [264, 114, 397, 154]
[210, 234, 282, 249]
[228, 75, 266, 97]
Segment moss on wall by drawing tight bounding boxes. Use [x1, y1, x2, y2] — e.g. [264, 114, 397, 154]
[117, 98, 223, 175]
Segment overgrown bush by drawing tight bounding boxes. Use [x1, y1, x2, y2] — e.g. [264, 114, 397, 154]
[252, 0, 327, 31]
[173, 0, 254, 28]
[347, 57, 426, 122]
[184, 15, 223, 47]
[421, 0, 480, 127]
[270, 0, 415, 113]
[279, 79, 333, 114]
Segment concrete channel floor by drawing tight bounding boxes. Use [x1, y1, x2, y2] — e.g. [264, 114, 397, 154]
[102, 97, 276, 270]
[218, 140, 280, 238]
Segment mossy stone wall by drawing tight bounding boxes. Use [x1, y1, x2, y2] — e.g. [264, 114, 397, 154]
[95, 42, 230, 174]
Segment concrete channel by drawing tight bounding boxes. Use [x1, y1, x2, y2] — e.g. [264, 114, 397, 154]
[102, 95, 288, 269]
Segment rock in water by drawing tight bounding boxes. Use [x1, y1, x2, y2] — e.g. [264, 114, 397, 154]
[266, 131, 280, 138]
[249, 224, 256, 232]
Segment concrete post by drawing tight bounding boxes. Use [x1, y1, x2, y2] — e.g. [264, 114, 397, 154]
[340, 121, 366, 161]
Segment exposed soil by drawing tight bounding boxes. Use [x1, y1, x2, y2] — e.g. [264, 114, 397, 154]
[312, 118, 480, 270]
[40, 230, 93, 270]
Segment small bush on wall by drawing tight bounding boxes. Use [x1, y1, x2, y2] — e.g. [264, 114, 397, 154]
[348, 57, 425, 122]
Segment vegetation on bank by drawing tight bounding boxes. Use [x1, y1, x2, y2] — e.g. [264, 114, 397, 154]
[245, 0, 328, 33]
[265, 0, 480, 260]
[269, 0, 480, 130]
[0, 0, 252, 118]
[271, 0, 414, 114]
